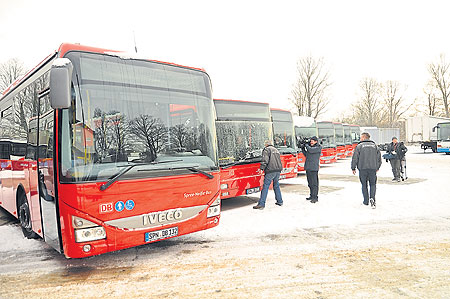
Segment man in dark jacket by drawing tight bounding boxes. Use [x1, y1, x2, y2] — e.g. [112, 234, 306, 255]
[351, 132, 382, 209]
[386, 137, 408, 182]
[300, 136, 322, 203]
[254, 140, 283, 209]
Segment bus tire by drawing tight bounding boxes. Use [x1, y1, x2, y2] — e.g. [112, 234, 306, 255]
[18, 193, 39, 239]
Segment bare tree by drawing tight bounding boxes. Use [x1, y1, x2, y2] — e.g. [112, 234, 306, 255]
[423, 81, 442, 116]
[290, 56, 331, 119]
[108, 112, 129, 160]
[0, 58, 25, 92]
[428, 54, 450, 118]
[352, 78, 381, 126]
[129, 114, 167, 161]
[379, 80, 413, 127]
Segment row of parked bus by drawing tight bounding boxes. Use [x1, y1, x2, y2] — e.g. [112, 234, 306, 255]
[0, 43, 359, 258]
[214, 99, 360, 200]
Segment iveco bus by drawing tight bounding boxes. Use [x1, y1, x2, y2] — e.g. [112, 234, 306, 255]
[0, 43, 221, 258]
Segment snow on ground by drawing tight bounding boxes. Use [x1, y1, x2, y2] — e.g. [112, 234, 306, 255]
[0, 225, 44, 253]
[0, 146, 448, 258]
[197, 145, 450, 240]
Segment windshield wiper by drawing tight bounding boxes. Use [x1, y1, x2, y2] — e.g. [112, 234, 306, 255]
[99, 160, 183, 191]
[221, 156, 262, 169]
[173, 166, 214, 179]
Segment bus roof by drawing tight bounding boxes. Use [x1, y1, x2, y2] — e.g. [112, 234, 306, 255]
[270, 107, 290, 113]
[213, 98, 269, 106]
[1, 43, 207, 100]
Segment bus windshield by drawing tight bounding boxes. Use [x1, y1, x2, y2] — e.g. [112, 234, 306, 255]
[295, 126, 317, 140]
[351, 127, 360, 143]
[60, 52, 217, 182]
[438, 123, 450, 141]
[271, 110, 296, 154]
[216, 121, 272, 166]
[317, 123, 336, 148]
[344, 126, 352, 144]
[215, 100, 272, 166]
[334, 124, 344, 145]
[273, 122, 296, 154]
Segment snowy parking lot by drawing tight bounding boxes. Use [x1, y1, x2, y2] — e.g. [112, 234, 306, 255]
[1, 146, 449, 298]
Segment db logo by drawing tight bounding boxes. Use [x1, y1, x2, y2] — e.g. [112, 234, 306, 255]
[99, 202, 114, 214]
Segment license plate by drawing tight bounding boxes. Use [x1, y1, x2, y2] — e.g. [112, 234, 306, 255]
[246, 187, 260, 194]
[145, 227, 178, 243]
[280, 175, 286, 179]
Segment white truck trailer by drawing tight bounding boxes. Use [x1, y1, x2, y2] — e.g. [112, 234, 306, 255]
[405, 115, 450, 152]
[360, 127, 400, 150]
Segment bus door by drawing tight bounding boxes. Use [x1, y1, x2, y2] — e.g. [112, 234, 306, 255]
[37, 94, 62, 252]
[0, 141, 14, 213]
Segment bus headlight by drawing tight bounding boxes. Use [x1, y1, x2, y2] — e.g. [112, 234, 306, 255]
[75, 226, 106, 243]
[73, 216, 106, 243]
[207, 196, 221, 218]
[220, 184, 228, 190]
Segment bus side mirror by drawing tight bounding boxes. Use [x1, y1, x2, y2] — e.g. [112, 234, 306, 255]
[432, 126, 439, 132]
[50, 58, 73, 109]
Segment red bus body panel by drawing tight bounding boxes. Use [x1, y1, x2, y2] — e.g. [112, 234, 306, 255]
[280, 154, 297, 179]
[296, 152, 306, 172]
[320, 147, 337, 164]
[219, 163, 263, 199]
[336, 145, 346, 159]
[345, 144, 354, 157]
[57, 174, 220, 258]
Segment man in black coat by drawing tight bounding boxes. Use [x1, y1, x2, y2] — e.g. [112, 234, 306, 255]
[300, 136, 322, 203]
[386, 137, 408, 182]
[351, 132, 382, 208]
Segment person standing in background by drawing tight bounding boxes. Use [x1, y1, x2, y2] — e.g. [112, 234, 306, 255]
[386, 137, 408, 182]
[300, 136, 322, 203]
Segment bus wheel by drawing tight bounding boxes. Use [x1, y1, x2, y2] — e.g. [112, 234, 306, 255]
[18, 194, 39, 239]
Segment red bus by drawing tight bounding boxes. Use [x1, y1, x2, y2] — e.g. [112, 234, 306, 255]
[350, 125, 361, 151]
[214, 99, 272, 199]
[317, 121, 337, 164]
[343, 124, 354, 157]
[0, 43, 221, 258]
[333, 122, 346, 159]
[270, 108, 297, 179]
[293, 116, 317, 172]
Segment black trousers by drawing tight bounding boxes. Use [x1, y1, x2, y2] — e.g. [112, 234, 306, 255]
[390, 159, 401, 179]
[306, 170, 319, 200]
[359, 169, 377, 204]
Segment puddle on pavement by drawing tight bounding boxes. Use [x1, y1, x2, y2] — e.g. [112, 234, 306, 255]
[280, 183, 343, 194]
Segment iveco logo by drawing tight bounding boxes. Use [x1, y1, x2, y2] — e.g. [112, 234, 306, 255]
[143, 209, 183, 226]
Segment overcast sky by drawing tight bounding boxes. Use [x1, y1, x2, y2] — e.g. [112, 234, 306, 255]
[1, 0, 449, 120]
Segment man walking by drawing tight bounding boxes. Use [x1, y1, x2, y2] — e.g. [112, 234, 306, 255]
[351, 132, 382, 209]
[386, 137, 408, 182]
[253, 140, 283, 209]
[300, 136, 322, 203]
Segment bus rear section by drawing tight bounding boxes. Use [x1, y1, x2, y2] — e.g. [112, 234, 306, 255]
[214, 99, 272, 199]
[0, 43, 221, 258]
[317, 121, 337, 164]
[333, 122, 346, 159]
[270, 108, 297, 179]
[436, 122, 450, 154]
[293, 116, 317, 172]
[343, 124, 353, 157]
